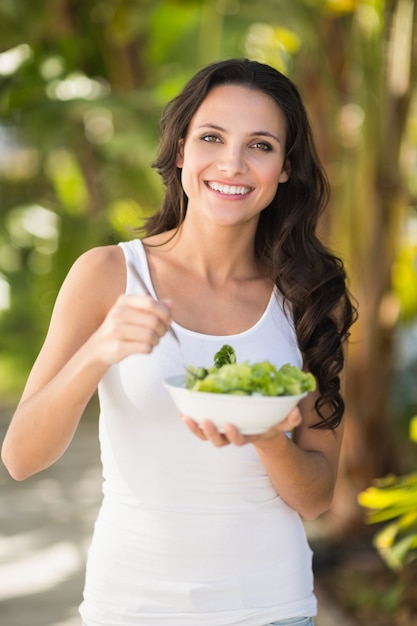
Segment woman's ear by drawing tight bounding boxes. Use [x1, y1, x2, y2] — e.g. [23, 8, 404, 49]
[176, 139, 184, 168]
[279, 159, 290, 183]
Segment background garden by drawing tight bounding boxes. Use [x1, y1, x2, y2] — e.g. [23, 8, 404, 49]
[1, 0, 417, 624]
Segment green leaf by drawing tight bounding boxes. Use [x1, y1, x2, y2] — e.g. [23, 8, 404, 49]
[358, 478, 417, 511]
[375, 531, 417, 570]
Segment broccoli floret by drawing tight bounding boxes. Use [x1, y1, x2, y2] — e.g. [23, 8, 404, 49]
[213, 345, 236, 368]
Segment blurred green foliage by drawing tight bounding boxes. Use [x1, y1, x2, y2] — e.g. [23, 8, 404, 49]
[0, 0, 416, 407]
[359, 416, 417, 570]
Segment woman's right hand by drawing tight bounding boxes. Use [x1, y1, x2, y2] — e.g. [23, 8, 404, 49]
[89, 293, 173, 366]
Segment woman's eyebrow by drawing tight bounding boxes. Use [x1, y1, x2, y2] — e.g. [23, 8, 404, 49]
[251, 130, 282, 144]
[196, 123, 282, 144]
[196, 123, 226, 132]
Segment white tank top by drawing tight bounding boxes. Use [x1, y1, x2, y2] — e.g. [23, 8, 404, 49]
[79, 239, 317, 626]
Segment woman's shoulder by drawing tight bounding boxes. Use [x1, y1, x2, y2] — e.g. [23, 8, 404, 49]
[63, 244, 126, 313]
[75, 243, 124, 266]
[70, 244, 125, 276]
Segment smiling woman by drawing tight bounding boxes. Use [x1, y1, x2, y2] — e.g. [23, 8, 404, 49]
[2, 58, 357, 626]
[175, 84, 289, 229]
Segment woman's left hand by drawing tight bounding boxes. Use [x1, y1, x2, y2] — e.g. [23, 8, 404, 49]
[182, 396, 344, 520]
[180, 406, 302, 447]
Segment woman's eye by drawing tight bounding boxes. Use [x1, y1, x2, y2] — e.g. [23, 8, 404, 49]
[251, 141, 273, 151]
[201, 134, 222, 143]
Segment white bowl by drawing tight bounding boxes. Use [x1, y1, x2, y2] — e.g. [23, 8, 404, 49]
[164, 375, 307, 435]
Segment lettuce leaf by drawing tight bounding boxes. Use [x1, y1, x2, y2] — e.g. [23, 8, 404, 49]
[185, 345, 316, 396]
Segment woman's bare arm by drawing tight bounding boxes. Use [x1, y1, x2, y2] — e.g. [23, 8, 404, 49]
[252, 393, 344, 520]
[181, 390, 343, 520]
[1, 245, 172, 480]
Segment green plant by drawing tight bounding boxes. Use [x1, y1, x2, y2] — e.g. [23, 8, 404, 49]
[358, 416, 417, 569]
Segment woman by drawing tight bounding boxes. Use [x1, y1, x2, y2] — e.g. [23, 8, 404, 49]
[2, 59, 356, 626]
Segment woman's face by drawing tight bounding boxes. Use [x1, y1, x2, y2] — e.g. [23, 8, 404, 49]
[176, 84, 289, 229]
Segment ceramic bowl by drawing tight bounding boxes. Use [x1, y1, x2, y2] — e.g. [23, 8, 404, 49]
[164, 375, 306, 435]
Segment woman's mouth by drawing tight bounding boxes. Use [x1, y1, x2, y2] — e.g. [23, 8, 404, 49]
[206, 181, 253, 196]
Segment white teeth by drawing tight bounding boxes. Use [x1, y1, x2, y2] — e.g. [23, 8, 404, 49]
[207, 182, 251, 195]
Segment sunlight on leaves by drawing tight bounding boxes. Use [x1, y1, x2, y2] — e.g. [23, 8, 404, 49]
[245, 23, 300, 72]
[6, 205, 59, 249]
[358, 424, 417, 569]
[108, 198, 149, 238]
[388, 0, 414, 97]
[46, 72, 110, 101]
[46, 150, 89, 215]
[355, 2, 382, 37]
[410, 416, 417, 443]
[0, 273, 10, 310]
[392, 216, 417, 321]
[83, 107, 114, 145]
[40, 55, 65, 81]
[323, 0, 358, 14]
[0, 43, 32, 76]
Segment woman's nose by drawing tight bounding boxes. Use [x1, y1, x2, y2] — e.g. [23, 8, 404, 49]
[217, 145, 248, 175]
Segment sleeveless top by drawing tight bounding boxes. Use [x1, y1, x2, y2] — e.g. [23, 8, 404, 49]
[79, 239, 317, 626]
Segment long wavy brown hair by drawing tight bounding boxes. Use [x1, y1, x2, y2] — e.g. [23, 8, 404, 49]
[144, 58, 357, 430]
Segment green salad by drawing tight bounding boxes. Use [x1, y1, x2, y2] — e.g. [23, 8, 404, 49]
[185, 345, 316, 396]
